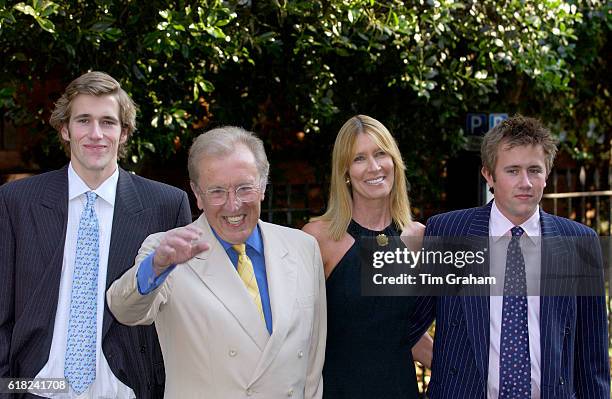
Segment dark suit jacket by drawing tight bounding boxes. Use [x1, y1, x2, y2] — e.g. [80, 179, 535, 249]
[0, 165, 192, 398]
[413, 202, 610, 399]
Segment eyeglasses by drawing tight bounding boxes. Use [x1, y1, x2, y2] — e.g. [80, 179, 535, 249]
[202, 184, 261, 206]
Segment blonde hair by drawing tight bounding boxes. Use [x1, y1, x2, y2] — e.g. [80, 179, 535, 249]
[314, 115, 413, 240]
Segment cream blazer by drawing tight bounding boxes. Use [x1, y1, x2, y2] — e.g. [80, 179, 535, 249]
[107, 215, 326, 399]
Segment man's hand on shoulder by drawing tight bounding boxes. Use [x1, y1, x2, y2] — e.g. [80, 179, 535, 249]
[153, 226, 210, 275]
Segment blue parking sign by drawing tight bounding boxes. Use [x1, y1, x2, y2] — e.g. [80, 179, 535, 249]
[466, 113, 488, 136]
[489, 113, 508, 129]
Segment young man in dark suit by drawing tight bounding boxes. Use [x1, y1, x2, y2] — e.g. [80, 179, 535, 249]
[0, 71, 192, 398]
[416, 115, 610, 399]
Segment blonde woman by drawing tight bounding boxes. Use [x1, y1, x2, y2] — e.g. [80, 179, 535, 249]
[303, 115, 432, 398]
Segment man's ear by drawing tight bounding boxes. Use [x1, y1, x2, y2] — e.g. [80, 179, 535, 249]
[119, 127, 128, 144]
[190, 182, 205, 210]
[481, 166, 495, 188]
[61, 125, 70, 142]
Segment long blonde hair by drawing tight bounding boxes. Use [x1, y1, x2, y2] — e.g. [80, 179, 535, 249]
[314, 115, 413, 240]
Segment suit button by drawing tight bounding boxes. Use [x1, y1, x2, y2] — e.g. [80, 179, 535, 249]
[451, 320, 459, 327]
[559, 377, 565, 385]
[140, 345, 147, 353]
[287, 388, 294, 396]
[298, 351, 304, 358]
[450, 367, 457, 375]
[246, 388, 253, 396]
[229, 349, 237, 357]
[563, 327, 571, 336]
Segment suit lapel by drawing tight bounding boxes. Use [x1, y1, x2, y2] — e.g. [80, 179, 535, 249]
[103, 169, 148, 338]
[539, 211, 571, 389]
[31, 167, 69, 329]
[461, 203, 491, 385]
[34, 167, 69, 274]
[250, 221, 297, 383]
[187, 216, 270, 351]
[539, 210, 570, 295]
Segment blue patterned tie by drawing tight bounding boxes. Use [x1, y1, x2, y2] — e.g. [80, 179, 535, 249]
[65, 191, 99, 394]
[499, 226, 531, 398]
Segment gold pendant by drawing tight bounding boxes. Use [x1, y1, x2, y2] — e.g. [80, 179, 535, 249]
[376, 233, 389, 247]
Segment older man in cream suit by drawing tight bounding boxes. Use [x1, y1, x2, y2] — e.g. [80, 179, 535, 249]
[107, 126, 326, 398]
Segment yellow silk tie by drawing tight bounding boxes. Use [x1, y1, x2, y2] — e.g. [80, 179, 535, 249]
[232, 244, 265, 321]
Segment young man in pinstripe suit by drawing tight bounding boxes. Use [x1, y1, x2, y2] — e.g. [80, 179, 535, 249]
[416, 115, 610, 399]
[0, 72, 192, 398]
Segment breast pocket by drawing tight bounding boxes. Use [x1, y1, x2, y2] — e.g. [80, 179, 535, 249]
[293, 294, 315, 346]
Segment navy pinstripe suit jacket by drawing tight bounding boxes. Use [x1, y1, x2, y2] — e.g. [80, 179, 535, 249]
[413, 202, 610, 399]
[0, 165, 192, 398]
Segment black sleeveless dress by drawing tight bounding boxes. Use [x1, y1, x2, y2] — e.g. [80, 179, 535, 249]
[323, 220, 420, 398]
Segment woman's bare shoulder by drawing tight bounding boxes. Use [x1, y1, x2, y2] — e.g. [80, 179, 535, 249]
[303, 219, 354, 277]
[302, 219, 331, 240]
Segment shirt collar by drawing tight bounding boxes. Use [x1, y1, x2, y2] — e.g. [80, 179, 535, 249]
[490, 200, 540, 243]
[68, 162, 119, 206]
[212, 223, 264, 255]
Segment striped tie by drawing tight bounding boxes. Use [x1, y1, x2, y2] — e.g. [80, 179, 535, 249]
[232, 244, 265, 321]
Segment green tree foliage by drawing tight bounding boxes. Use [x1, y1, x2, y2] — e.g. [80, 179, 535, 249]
[0, 0, 609, 202]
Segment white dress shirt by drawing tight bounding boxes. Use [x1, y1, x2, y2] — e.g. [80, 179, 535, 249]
[32, 163, 135, 399]
[487, 201, 541, 399]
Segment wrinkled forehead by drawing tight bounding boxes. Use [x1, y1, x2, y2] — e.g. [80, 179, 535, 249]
[198, 148, 261, 187]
